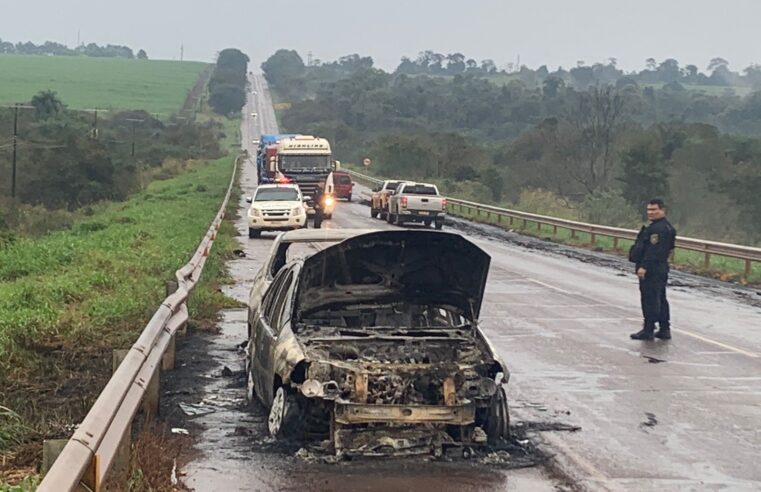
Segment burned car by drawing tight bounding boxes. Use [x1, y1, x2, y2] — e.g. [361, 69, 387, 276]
[247, 228, 378, 336]
[246, 230, 509, 456]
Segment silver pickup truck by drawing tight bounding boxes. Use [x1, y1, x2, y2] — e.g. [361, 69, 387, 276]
[387, 182, 447, 229]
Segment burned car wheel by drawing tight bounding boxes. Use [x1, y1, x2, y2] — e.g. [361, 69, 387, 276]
[268, 386, 302, 438]
[485, 386, 510, 444]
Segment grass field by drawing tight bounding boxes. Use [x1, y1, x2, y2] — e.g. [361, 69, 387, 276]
[0, 54, 208, 115]
[0, 149, 240, 459]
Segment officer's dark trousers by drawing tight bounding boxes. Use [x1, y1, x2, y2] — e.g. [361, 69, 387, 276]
[639, 267, 670, 330]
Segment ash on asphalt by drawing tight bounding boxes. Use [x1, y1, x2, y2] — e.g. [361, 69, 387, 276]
[160, 309, 576, 492]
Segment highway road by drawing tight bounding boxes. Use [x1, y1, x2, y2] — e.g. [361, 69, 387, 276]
[181, 75, 761, 491]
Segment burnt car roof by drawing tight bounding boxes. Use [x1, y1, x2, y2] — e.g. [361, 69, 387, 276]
[295, 230, 491, 319]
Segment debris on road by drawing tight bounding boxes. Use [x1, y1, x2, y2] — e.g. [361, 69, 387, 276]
[178, 402, 215, 417]
[171, 428, 190, 435]
[640, 413, 658, 430]
[519, 421, 581, 433]
[642, 355, 667, 364]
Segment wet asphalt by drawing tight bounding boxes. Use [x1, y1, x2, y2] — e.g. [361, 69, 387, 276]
[180, 76, 761, 491]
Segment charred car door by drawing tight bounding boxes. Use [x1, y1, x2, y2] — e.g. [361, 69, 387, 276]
[253, 266, 296, 405]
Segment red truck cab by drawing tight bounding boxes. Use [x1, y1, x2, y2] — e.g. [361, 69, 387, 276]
[333, 171, 354, 201]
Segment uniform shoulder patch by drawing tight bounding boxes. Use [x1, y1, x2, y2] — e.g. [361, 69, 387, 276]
[650, 233, 659, 245]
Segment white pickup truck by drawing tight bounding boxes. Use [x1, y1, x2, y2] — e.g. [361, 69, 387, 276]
[387, 182, 447, 229]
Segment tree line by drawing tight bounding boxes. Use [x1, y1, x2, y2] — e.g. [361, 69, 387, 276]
[208, 48, 249, 116]
[0, 38, 147, 59]
[0, 91, 222, 217]
[263, 50, 761, 244]
[394, 51, 761, 90]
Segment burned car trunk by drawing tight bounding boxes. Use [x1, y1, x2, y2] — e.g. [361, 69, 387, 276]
[249, 231, 510, 456]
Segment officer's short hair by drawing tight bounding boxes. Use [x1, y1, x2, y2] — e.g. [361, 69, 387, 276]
[648, 198, 666, 209]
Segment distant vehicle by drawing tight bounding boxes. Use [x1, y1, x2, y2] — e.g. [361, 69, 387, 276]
[332, 171, 354, 201]
[250, 112, 258, 118]
[387, 182, 447, 229]
[370, 180, 409, 220]
[245, 230, 510, 455]
[252, 90, 258, 95]
[258, 135, 340, 219]
[246, 228, 378, 333]
[246, 184, 308, 238]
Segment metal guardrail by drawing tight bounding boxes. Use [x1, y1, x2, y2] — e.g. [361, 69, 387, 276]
[37, 154, 241, 492]
[346, 169, 761, 280]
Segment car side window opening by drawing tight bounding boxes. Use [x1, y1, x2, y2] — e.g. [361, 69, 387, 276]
[270, 243, 291, 278]
[270, 271, 295, 334]
[261, 268, 289, 322]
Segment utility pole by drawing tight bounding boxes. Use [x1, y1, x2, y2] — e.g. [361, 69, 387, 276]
[92, 109, 98, 138]
[11, 104, 18, 198]
[180, 44, 184, 62]
[5, 104, 33, 199]
[125, 118, 143, 157]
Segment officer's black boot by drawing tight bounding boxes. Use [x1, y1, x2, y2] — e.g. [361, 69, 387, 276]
[655, 324, 671, 340]
[630, 323, 656, 340]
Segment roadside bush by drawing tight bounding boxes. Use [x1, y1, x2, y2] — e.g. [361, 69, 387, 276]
[514, 189, 581, 220]
[581, 191, 641, 227]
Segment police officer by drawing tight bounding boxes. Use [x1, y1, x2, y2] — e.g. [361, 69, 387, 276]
[311, 182, 325, 229]
[630, 198, 677, 340]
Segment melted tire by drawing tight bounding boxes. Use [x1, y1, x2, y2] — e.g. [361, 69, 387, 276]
[485, 386, 510, 444]
[268, 387, 304, 439]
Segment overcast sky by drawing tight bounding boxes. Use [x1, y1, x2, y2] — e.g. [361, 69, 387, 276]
[1, 0, 759, 72]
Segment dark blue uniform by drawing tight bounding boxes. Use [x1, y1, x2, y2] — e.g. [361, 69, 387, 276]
[635, 218, 676, 336]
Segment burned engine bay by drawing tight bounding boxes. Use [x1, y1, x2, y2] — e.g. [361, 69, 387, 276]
[294, 303, 505, 408]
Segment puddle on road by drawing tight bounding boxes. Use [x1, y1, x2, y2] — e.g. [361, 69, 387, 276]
[178, 310, 563, 492]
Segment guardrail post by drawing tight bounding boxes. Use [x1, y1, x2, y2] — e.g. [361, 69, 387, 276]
[163, 281, 179, 370]
[113, 349, 129, 372]
[590, 232, 597, 245]
[553, 225, 558, 236]
[163, 333, 177, 371]
[509, 216, 514, 227]
[41, 439, 68, 475]
[613, 237, 619, 250]
[704, 252, 711, 269]
[103, 427, 131, 489]
[571, 229, 576, 239]
[744, 260, 752, 282]
[142, 368, 161, 420]
[166, 280, 178, 297]
[522, 219, 527, 229]
[536, 221, 541, 232]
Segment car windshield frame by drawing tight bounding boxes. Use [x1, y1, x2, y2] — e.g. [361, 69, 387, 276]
[279, 155, 331, 172]
[255, 188, 300, 202]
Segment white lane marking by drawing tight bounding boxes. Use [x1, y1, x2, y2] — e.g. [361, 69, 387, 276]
[527, 278, 573, 295]
[523, 276, 761, 360]
[675, 330, 761, 359]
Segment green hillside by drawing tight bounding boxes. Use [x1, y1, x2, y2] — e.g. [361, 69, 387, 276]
[0, 55, 208, 115]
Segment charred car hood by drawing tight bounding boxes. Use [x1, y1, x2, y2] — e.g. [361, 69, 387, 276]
[295, 230, 490, 319]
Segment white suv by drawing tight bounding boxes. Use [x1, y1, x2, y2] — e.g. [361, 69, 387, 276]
[246, 184, 308, 238]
